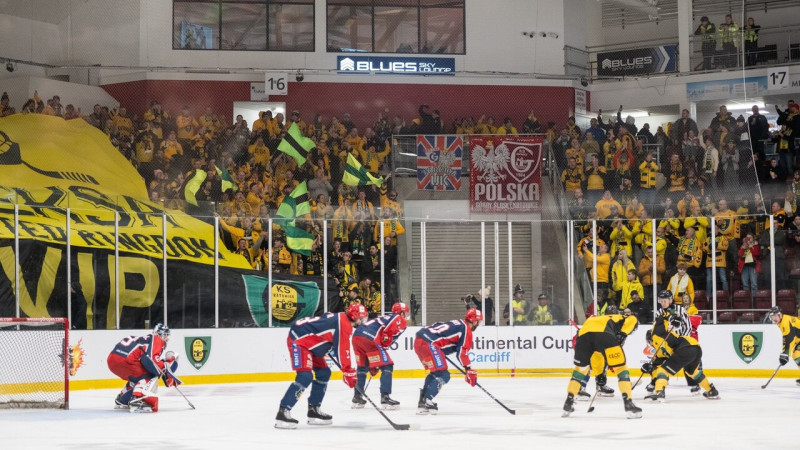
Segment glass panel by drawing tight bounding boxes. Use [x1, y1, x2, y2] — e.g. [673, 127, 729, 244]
[327, 5, 372, 52]
[269, 4, 314, 51]
[173, 2, 221, 50]
[374, 6, 418, 53]
[420, 6, 463, 53]
[221, 3, 267, 50]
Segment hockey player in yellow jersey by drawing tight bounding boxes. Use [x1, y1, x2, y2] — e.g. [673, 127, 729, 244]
[641, 324, 719, 401]
[562, 313, 642, 419]
[768, 307, 800, 385]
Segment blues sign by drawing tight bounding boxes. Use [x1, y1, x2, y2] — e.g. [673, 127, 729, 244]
[337, 56, 454, 75]
[597, 45, 677, 77]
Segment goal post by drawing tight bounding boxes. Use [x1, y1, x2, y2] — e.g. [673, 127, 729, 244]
[0, 317, 70, 409]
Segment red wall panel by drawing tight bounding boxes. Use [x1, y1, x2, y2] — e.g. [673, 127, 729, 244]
[102, 80, 575, 131]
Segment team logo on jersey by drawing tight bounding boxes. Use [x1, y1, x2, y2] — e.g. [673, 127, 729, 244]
[185, 337, 212, 370]
[732, 332, 762, 364]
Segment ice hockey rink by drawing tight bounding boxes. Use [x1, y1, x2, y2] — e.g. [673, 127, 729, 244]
[3, 376, 798, 449]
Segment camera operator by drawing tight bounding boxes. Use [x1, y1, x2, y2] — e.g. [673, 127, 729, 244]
[462, 286, 494, 325]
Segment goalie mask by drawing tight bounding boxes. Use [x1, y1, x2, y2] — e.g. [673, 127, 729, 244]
[153, 323, 170, 342]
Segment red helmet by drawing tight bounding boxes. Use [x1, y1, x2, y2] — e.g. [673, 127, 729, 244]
[346, 303, 368, 321]
[465, 308, 483, 323]
[391, 302, 409, 315]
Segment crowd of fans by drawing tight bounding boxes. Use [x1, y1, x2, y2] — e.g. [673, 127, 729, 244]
[2, 87, 799, 322]
[558, 104, 800, 322]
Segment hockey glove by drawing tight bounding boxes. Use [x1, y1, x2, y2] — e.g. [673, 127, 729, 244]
[641, 362, 654, 374]
[465, 368, 478, 387]
[343, 369, 357, 388]
[669, 314, 683, 329]
[369, 367, 380, 377]
[615, 332, 627, 346]
[779, 353, 789, 366]
[161, 370, 183, 387]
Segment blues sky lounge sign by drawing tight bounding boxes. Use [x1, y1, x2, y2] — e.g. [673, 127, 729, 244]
[337, 56, 455, 75]
[597, 45, 677, 77]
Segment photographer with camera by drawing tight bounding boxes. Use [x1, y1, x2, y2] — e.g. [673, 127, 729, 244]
[462, 286, 494, 326]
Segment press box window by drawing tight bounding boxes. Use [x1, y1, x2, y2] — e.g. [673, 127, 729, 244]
[173, 0, 314, 51]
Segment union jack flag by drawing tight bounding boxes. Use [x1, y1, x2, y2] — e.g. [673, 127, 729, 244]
[416, 135, 462, 191]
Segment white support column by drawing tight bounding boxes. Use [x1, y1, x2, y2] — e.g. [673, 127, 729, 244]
[66, 208, 72, 327]
[711, 219, 718, 324]
[567, 221, 573, 324]
[114, 211, 120, 330]
[323, 219, 328, 314]
[162, 212, 168, 327]
[214, 217, 219, 328]
[380, 221, 385, 315]
[14, 204, 19, 317]
[268, 219, 273, 327]
[481, 222, 487, 325]
[651, 219, 657, 318]
[507, 221, 513, 325]
[677, 0, 693, 73]
[494, 222, 500, 326]
[421, 221, 427, 325]
[592, 220, 598, 316]
[770, 215, 776, 308]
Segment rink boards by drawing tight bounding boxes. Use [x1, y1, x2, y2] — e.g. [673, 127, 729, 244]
[66, 324, 790, 389]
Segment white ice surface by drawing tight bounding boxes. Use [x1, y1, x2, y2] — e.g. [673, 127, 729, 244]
[2, 376, 798, 449]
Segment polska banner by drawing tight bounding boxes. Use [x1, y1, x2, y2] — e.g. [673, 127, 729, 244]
[469, 136, 543, 213]
[416, 135, 462, 191]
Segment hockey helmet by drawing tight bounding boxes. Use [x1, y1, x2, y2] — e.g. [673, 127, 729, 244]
[153, 323, 170, 341]
[465, 308, 483, 323]
[346, 303, 368, 322]
[657, 290, 673, 300]
[767, 306, 782, 321]
[391, 302, 409, 316]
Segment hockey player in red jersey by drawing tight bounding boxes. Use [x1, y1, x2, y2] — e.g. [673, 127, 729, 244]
[275, 303, 369, 429]
[106, 323, 180, 412]
[351, 302, 409, 409]
[413, 308, 482, 414]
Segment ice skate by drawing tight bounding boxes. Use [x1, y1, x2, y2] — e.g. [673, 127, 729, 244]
[381, 394, 400, 410]
[307, 405, 333, 425]
[795, 378, 800, 386]
[351, 393, 367, 409]
[623, 394, 642, 419]
[703, 384, 720, 399]
[576, 387, 591, 401]
[561, 394, 575, 418]
[114, 393, 127, 410]
[644, 389, 665, 402]
[275, 408, 298, 429]
[417, 398, 438, 415]
[690, 385, 701, 396]
[128, 396, 156, 413]
[645, 381, 655, 393]
[597, 384, 615, 397]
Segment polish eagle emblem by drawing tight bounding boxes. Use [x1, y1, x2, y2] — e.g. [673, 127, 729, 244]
[471, 141, 510, 183]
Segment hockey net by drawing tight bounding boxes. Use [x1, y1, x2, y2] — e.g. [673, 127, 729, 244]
[0, 318, 69, 409]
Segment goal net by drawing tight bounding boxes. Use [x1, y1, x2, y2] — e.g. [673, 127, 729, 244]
[0, 318, 69, 409]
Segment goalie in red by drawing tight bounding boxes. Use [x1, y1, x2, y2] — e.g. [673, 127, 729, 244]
[351, 302, 410, 409]
[106, 323, 181, 412]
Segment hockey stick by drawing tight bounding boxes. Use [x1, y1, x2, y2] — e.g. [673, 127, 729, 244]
[165, 364, 195, 410]
[761, 365, 782, 389]
[586, 390, 600, 413]
[632, 325, 673, 390]
[328, 355, 416, 430]
[444, 355, 527, 415]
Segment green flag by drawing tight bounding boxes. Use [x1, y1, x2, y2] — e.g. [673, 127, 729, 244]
[277, 122, 315, 166]
[343, 152, 384, 186]
[216, 165, 238, 193]
[283, 224, 314, 257]
[183, 169, 207, 206]
[276, 181, 311, 223]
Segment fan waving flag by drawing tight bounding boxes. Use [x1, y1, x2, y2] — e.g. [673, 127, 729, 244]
[183, 169, 207, 206]
[277, 122, 315, 166]
[283, 224, 314, 256]
[216, 164, 238, 193]
[343, 153, 384, 187]
[276, 181, 311, 224]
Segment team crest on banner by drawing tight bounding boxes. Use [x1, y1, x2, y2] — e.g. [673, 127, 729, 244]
[416, 135, 462, 190]
[469, 136, 543, 213]
[185, 336, 212, 369]
[732, 332, 762, 364]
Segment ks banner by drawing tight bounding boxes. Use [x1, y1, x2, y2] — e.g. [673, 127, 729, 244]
[469, 136, 543, 213]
